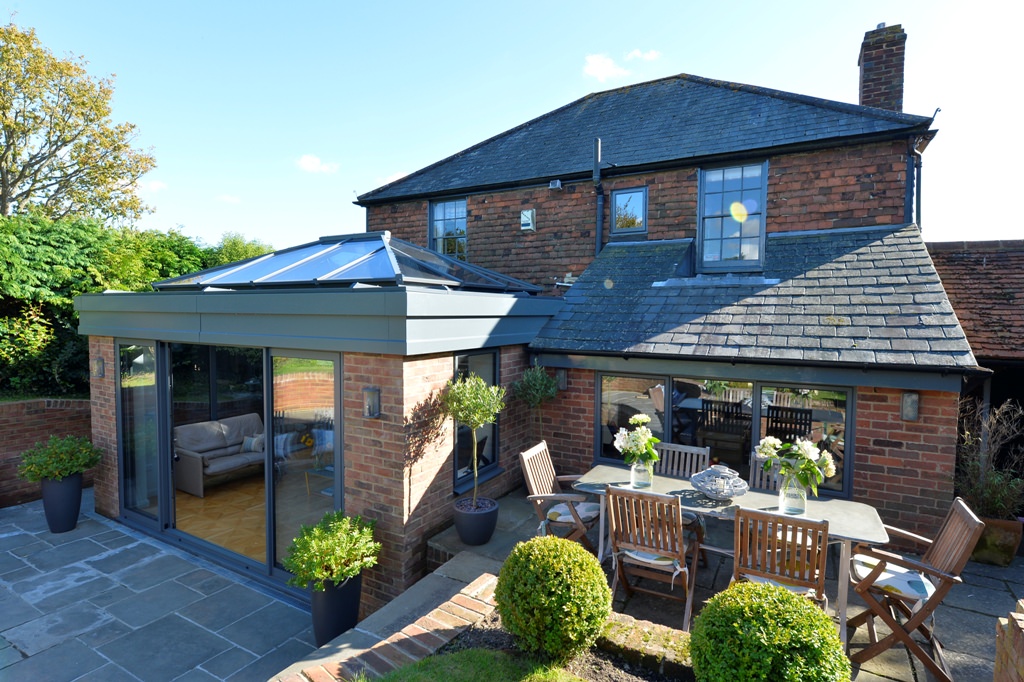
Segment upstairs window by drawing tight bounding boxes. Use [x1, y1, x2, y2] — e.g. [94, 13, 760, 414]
[430, 198, 467, 261]
[699, 163, 766, 271]
[611, 187, 647, 235]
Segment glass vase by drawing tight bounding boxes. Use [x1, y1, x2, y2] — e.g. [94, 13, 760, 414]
[631, 461, 653, 489]
[779, 472, 807, 515]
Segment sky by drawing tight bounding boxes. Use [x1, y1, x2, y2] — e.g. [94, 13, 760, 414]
[6, 1, 1021, 250]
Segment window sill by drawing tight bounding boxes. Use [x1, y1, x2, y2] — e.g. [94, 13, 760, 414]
[453, 466, 505, 497]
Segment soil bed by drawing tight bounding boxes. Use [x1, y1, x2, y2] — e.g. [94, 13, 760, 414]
[440, 611, 683, 682]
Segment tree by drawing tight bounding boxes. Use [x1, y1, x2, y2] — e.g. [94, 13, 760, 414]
[0, 24, 156, 223]
[203, 231, 274, 268]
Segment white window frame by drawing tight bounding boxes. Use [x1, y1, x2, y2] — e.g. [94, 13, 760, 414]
[697, 162, 767, 272]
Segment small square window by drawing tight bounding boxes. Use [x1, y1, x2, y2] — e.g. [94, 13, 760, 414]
[611, 187, 647, 234]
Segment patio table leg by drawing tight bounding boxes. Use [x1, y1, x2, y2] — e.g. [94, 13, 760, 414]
[837, 538, 852, 652]
[597, 493, 609, 563]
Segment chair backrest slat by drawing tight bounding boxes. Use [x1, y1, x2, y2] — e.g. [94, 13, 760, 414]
[608, 487, 692, 560]
[654, 443, 710, 479]
[748, 451, 781, 491]
[922, 497, 985, 576]
[519, 441, 562, 522]
[734, 507, 829, 598]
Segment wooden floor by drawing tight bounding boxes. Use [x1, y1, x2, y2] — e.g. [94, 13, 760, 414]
[174, 449, 334, 563]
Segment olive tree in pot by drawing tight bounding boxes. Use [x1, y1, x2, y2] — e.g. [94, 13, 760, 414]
[511, 361, 559, 442]
[955, 398, 1024, 566]
[18, 435, 103, 533]
[441, 372, 506, 545]
[282, 510, 381, 646]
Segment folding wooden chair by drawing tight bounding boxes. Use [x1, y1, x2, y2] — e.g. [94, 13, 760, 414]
[847, 497, 984, 682]
[607, 486, 703, 630]
[733, 507, 830, 608]
[653, 442, 710, 479]
[748, 450, 781, 491]
[519, 441, 600, 553]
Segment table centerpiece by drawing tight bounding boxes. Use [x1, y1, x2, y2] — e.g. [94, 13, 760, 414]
[754, 436, 836, 514]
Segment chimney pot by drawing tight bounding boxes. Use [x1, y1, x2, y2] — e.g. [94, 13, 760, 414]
[858, 23, 907, 112]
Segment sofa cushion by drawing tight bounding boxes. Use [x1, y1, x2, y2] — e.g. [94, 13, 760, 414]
[220, 413, 264, 447]
[205, 452, 264, 476]
[174, 420, 228, 454]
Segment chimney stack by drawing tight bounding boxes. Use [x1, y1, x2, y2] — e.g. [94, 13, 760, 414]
[858, 23, 907, 112]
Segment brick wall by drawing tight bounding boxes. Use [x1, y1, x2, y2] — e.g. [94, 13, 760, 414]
[853, 386, 958, 535]
[996, 599, 1024, 682]
[369, 140, 908, 294]
[89, 336, 119, 518]
[0, 398, 92, 508]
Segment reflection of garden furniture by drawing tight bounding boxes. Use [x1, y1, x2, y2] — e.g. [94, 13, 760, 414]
[764, 406, 813, 443]
[697, 399, 750, 468]
[847, 497, 984, 681]
[173, 413, 265, 497]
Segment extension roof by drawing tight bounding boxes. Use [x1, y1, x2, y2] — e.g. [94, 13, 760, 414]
[357, 73, 934, 204]
[927, 240, 1024, 361]
[531, 225, 979, 373]
[154, 231, 541, 294]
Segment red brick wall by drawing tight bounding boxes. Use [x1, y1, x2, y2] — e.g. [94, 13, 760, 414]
[0, 398, 92, 507]
[369, 140, 908, 293]
[89, 336, 119, 518]
[996, 599, 1024, 682]
[853, 387, 958, 536]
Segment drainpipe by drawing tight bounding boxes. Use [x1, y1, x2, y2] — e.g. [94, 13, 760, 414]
[594, 138, 603, 257]
[907, 137, 923, 227]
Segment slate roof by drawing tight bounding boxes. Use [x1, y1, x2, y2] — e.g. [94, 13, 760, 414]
[927, 240, 1024, 361]
[358, 73, 934, 204]
[531, 225, 979, 372]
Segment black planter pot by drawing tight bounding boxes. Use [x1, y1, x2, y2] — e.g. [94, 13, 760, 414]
[40, 473, 84, 534]
[453, 496, 499, 546]
[311, 573, 363, 647]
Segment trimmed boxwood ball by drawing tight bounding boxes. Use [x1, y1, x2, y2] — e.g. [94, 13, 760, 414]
[691, 581, 850, 682]
[495, 535, 611, 662]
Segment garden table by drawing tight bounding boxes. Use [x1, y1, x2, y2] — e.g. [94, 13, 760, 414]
[573, 464, 888, 650]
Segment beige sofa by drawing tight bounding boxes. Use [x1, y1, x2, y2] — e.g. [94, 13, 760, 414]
[173, 413, 265, 497]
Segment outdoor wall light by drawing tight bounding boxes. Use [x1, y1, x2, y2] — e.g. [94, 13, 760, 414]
[900, 391, 919, 421]
[555, 368, 568, 391]
[363, 386, 381, 419]
[90, 357, 105, 378]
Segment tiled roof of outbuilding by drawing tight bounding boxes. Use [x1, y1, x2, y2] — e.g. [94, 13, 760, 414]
[531, 225, 978, 372]
[358, 73, 934, 204]
[927, 240, 1024, 361]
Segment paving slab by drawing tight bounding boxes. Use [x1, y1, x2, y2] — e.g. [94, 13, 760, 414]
[98, 613, 233, 682]
[0, 637, 107, 682]
[115, 553, 201, 590]
[177, 582, 275, 631]
[106, 579, 204, 627]
[216, 600, 310, 655]
[225, 636, 316, 682]
[0, 588, 41, 630]
[3, 600, 115, 656]
[22, 537, 108, 570]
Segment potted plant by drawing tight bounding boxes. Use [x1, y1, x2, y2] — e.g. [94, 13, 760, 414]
[754, 436, 836, 515]
[613, 413, 660, 488]
[441, 372, 506, 545]
[512, 362, 559, 440]
[282, 510, 381, 646]
[18, 435, 103, 533]
[955, 398, 1024, 566]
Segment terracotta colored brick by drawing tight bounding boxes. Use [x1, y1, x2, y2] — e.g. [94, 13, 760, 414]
[450, 593, 493, 616]
[387, 630, 435, 659]
[400, 622, 448, 651]
[354, 649, 398, 676]
[426, 607, 472, 630]
[439, 600, 485, 624]
[415, 613, 463, 641]
[302, 664, 344, 682]
[371, 640, 418, 668]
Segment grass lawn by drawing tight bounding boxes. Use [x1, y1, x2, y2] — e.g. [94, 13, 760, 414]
[353, 648, 586, 682]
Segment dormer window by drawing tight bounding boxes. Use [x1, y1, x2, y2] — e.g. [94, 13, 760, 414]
[430, 198, 467, 261]
[698, 163, 766, 272]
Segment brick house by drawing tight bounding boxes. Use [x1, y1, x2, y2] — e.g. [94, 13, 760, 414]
[75, 23, 980, 610]
[354, 23, 981, 536]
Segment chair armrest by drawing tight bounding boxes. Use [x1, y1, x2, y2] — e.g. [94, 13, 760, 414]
[556, 474, 582, 483]
[883, 523, 933, 547]
[527, 493, 588, 504]
[853, 545, 961, 585]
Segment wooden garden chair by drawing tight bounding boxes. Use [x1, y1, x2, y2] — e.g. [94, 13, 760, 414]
[519, 441, 600, 553]
[733, 507, 830, 608]
[748, 450, 782, 491]
[846, 497, 984, 682]
[653, 442, 710, 479]
[607, 486, 703, 631]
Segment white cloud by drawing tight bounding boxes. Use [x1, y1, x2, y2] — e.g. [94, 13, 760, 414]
[218, 194, 241, 205]
[136, 179, 167, 196]
[625, 49, 660, 62]
[297, 154, 340, 174]
[583, 54, 629, 82]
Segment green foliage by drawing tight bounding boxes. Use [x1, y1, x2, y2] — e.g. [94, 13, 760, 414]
[441, 373, 506, 505]
[203, 231, 274, 267]
[282, 510, 381, 591]
[495, 536, 612, 663]
[374, 648, 585, 682]
[956, 398, 1024, 519]
[1, 24, 156, 222]
[512, 363, 559, 410]
[690, 582, 850, 682]
[18, 435, 103, 482]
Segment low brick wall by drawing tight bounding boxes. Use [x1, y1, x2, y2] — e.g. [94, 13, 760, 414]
[996, 599, 1024, 681]
[0, 399, 92, 508]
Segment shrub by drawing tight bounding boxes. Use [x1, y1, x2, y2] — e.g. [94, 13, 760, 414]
[495, 535, 611, 662]
[18, 435, 103, 482]
[512, 363, 559, 409]
[282, 511, 381, 591]
[691, 581, 850, 682]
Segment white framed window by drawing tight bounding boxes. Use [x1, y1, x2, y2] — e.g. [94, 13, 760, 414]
[611, 187, 647, 235]
[698, 163, 766, 271]
[430, 198, 467, 261]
